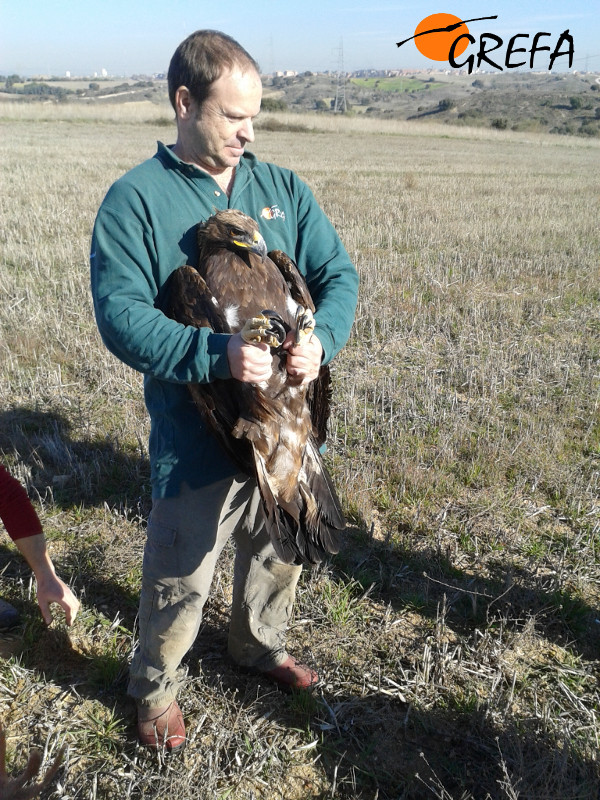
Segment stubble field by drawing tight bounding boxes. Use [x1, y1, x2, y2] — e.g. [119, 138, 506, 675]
[0, 102, 599, 799]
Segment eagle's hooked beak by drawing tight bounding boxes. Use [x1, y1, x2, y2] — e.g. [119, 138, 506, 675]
[250, 231, 268, 260]
[232, 230, 268, 260]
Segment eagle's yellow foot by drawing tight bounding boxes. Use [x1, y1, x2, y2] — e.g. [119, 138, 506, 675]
[294, 306, 315, 345]
[241, 312, 286, 348]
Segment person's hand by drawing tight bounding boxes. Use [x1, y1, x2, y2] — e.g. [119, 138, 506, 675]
[227, 333, 273, 383]
[0, 721, 66, 799]
[13, 533, 80, 627]
[282, 333, 323, 385]
[35, 573, 80, 626]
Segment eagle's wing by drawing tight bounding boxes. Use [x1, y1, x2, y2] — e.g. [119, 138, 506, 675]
[268, 248, 332, 448]
[162, 265, 228, 332]
[267, 249, 315, 312]
[306, 365, 332, 450]
[161, 264, 255, 475]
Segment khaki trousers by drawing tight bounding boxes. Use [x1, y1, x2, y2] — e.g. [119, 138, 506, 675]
[128, 475, 302, 708]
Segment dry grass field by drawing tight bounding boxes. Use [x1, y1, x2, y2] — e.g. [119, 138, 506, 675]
[0, 102, 599, 799]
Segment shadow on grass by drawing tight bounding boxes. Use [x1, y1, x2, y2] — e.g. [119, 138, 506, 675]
[333, 523, 600, 662]
[308, 692, 600, 800]
[0, 405, 151, 511]
[0, 540, 137, 696]
[131, 624, 600, 800]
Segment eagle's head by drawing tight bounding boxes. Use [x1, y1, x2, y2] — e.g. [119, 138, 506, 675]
[198, 209, 268, 260]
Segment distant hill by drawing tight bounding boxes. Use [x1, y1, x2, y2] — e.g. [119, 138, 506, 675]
[2, 70, 599, 137]
[262, 70, 600, 138]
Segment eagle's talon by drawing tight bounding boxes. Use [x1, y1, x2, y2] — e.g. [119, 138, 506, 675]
[294, 306, 315, 345]
[241, 312, 286, 348]
[240, 313, 270, 344]
[262, 310, 287, 347]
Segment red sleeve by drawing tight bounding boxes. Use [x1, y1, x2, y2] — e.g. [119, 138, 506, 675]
[0, 464, 43, 541]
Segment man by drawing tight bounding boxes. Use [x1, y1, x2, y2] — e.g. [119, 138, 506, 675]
[91, 30, 358, 752]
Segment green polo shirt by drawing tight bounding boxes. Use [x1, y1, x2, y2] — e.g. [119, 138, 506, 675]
[91, 143, 358, 497]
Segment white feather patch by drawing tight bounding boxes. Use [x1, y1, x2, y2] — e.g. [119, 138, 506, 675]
[225, 305, 239, 328]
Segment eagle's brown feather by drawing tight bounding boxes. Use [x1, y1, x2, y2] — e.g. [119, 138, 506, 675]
[162, 209, 345, 565]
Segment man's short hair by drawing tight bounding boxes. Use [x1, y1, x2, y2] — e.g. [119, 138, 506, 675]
[168, 30, 260, 109]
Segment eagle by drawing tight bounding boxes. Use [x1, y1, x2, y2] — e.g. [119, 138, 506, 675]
[162, 209, 346, 565]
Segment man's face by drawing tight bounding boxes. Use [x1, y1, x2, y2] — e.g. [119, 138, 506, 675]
[187, 68, 262, 172]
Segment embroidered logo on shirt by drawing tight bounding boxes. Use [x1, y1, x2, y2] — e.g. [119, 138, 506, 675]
[261, 205, 286, 222]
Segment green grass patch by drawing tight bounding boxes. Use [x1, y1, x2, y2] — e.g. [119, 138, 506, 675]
[351, 77, 443, 92]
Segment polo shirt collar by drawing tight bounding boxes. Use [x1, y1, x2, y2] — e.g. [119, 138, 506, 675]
[155, 142, 256, 181]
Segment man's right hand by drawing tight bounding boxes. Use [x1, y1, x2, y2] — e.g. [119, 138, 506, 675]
[227, 333, 273, 383]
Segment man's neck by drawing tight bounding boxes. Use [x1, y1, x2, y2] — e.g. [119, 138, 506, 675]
[172, 142, 236, 196]
[213, 167, 236, 196]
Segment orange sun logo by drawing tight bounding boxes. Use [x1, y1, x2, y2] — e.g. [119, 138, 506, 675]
[413, 13, 471, 61]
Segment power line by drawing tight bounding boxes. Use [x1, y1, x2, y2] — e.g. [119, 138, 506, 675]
[572, 52, 600, 64]
[333, 38, 347, 113]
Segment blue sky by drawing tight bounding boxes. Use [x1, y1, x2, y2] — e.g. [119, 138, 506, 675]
[1, 1, 597, 77]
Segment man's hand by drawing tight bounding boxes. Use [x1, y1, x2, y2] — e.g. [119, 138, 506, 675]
[36, 573, 80, 627]
[282, 332, 323, 385]
[227, 333, 273, 383]
[13, 533, 80, 626]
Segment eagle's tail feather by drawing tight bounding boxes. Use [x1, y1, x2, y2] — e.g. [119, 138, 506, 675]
[253, 446, 303, 564]
[294, 439, 346, 562]
[252, 439, 345, 566]
[298, 484, 343, 557]
[302, 439, 346, 528]
[264, 439, 344, 565]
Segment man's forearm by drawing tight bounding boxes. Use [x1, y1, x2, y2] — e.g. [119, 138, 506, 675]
[12, 533, 56, 580]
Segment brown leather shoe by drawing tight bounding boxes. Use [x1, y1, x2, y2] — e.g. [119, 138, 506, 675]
[261, 655, 319, 690]
[137, 701, 186, 753]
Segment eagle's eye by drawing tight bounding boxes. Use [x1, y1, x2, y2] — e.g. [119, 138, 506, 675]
[229, 226, 247, 238]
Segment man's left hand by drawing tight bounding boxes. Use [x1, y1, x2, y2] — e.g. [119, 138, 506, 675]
[282, 333, 323, 385]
